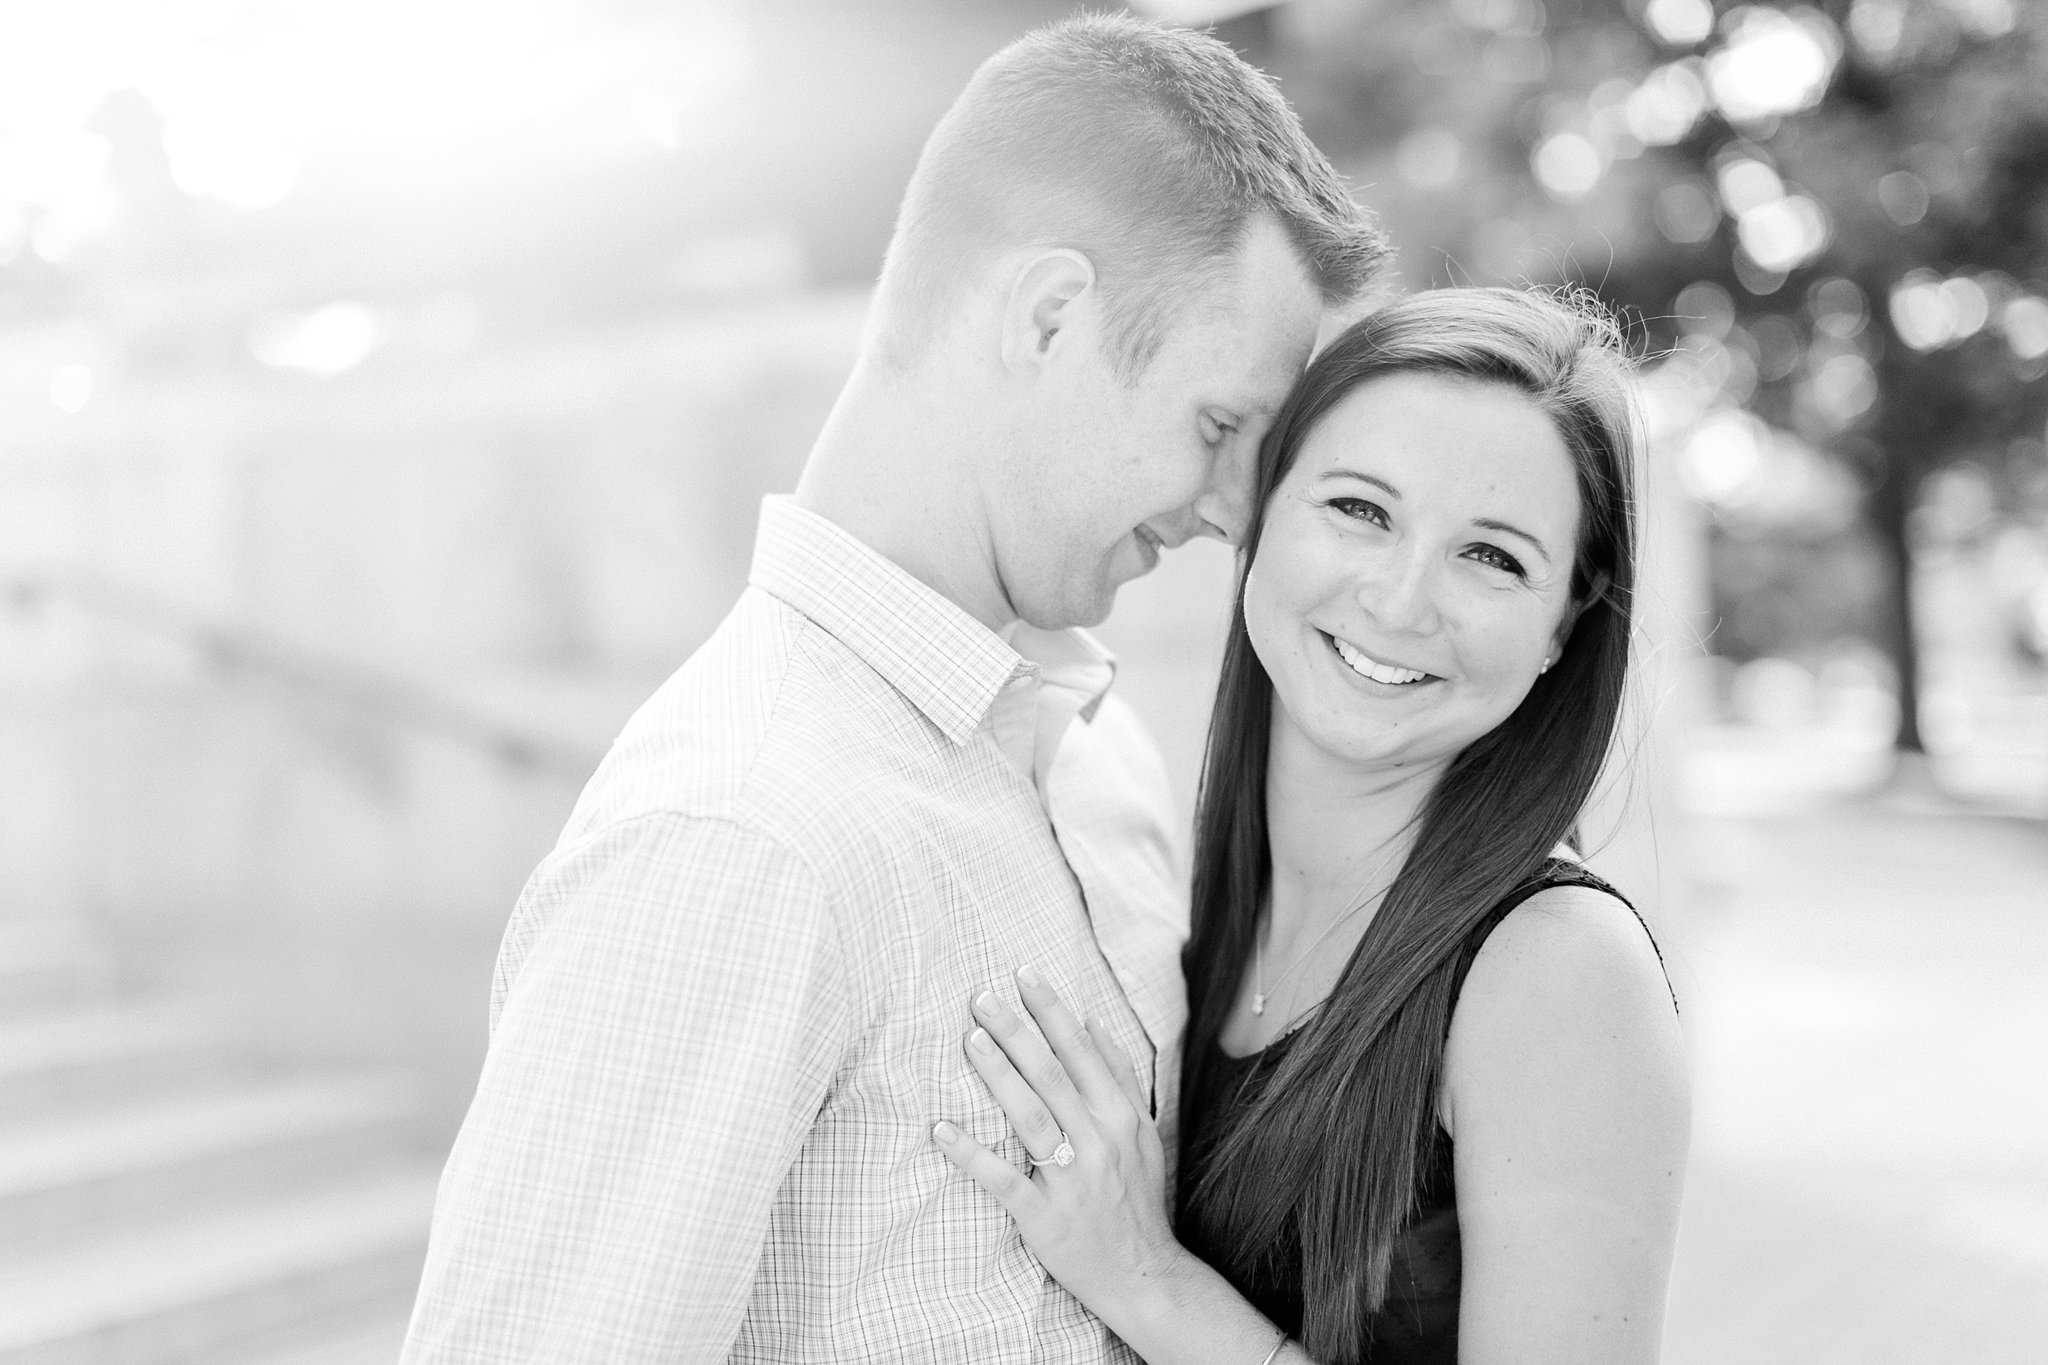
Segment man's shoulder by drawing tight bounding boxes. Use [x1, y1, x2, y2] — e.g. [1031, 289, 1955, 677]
[564, 587, 973, 852]
[1072, 692, 1172, 793]
[1060, 691, 1179, 827]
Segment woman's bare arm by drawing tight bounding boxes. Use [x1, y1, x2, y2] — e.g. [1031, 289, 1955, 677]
[1441, 885, 1691, 1365]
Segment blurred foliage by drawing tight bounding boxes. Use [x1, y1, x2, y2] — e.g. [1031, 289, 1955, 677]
[1261, 0, 2048, 748]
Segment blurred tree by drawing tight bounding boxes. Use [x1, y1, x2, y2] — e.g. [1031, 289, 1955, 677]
[1261, 0, 2048, 755]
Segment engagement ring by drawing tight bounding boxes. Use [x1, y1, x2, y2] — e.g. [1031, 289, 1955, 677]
[1030, 1133, 1076, 1169]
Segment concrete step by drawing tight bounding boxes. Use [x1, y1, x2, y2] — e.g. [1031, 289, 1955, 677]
[0, 1166, 438, 1365]
[0, 1000, 239, 1113]
[0, 1076, 427, 1248]
[0, 921, 107, 1017]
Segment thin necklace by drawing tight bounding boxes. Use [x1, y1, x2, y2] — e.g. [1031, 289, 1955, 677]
[1252, 843, 1403, 1019]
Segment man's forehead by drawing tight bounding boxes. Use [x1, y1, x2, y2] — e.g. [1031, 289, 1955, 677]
[1160, 239, 1322, 403]
[1237, 321, 1321, 407]
[1183, 338, 1306, 424]
[1190, 217, 1321, 319]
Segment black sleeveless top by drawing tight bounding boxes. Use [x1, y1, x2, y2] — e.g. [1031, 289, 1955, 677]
[1175, 862, 1666, 1364]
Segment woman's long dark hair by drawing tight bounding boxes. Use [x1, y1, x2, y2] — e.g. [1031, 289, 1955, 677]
[1180, 287, 1641, 1365]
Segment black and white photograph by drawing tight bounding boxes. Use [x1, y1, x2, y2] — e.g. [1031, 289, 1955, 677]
[1, 1, 2044, 1361]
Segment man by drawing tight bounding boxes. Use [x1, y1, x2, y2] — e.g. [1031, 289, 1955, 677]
[403, 15, 1383, 1362]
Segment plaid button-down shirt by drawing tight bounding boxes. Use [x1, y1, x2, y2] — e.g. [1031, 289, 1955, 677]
[402, 496, 1189, 1364]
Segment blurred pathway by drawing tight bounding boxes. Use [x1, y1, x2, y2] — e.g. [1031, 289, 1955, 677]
[1665, 806, 2048, 1364]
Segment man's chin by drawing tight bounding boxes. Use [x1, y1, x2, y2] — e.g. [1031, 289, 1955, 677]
[1014, 583, 1118, 633]
[1071, 598, 1117, 630]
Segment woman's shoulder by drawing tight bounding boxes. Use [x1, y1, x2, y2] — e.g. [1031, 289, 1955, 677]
[1440, 872, 1686, 1137]
[1467, 873, 1676, 1024]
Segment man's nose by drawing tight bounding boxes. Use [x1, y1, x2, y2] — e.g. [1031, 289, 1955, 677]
[1191, 437, 1259, 545]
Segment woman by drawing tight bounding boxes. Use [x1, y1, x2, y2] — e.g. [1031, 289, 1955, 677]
[931, 286, 1689, 1364]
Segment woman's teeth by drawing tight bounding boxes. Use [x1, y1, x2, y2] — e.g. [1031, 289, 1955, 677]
[1331, 636, 1428, 685]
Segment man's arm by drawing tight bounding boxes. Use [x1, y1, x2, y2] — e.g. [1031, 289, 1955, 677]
[401, 811, 851, 1364]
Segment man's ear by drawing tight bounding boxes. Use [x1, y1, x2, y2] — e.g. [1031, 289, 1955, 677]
[999, 249, 1096, 374]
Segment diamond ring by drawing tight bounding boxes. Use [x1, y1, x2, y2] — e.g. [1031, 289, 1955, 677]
[1029, 1132, 1076, 1169]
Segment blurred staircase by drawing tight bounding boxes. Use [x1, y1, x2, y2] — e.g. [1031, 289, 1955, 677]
[0, 916, 440, 1365]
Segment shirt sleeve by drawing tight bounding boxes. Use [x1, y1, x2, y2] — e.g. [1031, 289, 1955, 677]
[400, 811, 852, 1364]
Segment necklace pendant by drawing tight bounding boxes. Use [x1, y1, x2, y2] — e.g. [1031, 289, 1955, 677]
[1252, 992, 1266, 1016]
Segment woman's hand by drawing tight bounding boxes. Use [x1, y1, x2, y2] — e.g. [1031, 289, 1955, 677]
[932, 965, 1189, 1316]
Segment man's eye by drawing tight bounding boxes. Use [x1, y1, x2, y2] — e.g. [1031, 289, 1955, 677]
[1202, 414, 1238, 445]
[1328, 497, 1389, 528]
[1467, 544, 1527, 577]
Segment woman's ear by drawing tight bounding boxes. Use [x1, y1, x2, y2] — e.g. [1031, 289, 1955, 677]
[1551, 568, 1610, 660]
[999, 248, 1097, 375]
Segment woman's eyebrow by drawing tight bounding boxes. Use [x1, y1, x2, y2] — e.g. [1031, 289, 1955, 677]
[1316, 468, 1401, 498]
[1317, 468, 1557, 565]
[1474, 517, 1553, 564]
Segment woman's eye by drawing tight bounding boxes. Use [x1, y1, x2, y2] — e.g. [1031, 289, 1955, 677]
[1467, 543, 1527, 577]
[1327, 497, 1390, 528]
[1202, 414, 1238, 446]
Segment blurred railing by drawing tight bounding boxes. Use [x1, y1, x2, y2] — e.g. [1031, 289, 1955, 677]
[4, 571, 604, 785]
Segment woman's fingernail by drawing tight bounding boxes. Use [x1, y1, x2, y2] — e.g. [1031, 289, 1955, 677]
[1017, 964, 1042, 988]
[933, 1120, 959, 1142]
[970, 1027, 996, 1054]
[973, 990, 998, 1015]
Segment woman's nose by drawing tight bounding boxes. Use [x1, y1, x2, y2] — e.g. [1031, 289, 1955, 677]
[1356, 548, 1440, 634]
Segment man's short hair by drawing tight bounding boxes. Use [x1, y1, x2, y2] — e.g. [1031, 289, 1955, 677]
[871, 14, 1388, 377]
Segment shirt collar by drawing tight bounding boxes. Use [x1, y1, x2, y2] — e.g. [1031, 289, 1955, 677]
[747, 496, 1116, 745]
[1004, 622, 1116, 724]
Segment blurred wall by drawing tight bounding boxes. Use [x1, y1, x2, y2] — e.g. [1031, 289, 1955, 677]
[3, 292, 868, 1125]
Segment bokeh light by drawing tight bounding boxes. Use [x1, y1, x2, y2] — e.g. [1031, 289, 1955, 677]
[1643, 0, 1715, 48]
[1704, 5, 1842, 124]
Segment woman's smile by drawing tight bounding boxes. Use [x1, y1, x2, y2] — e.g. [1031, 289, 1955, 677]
[1245, 370, 1582, 776]
[1322, 631, 1437, 687]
